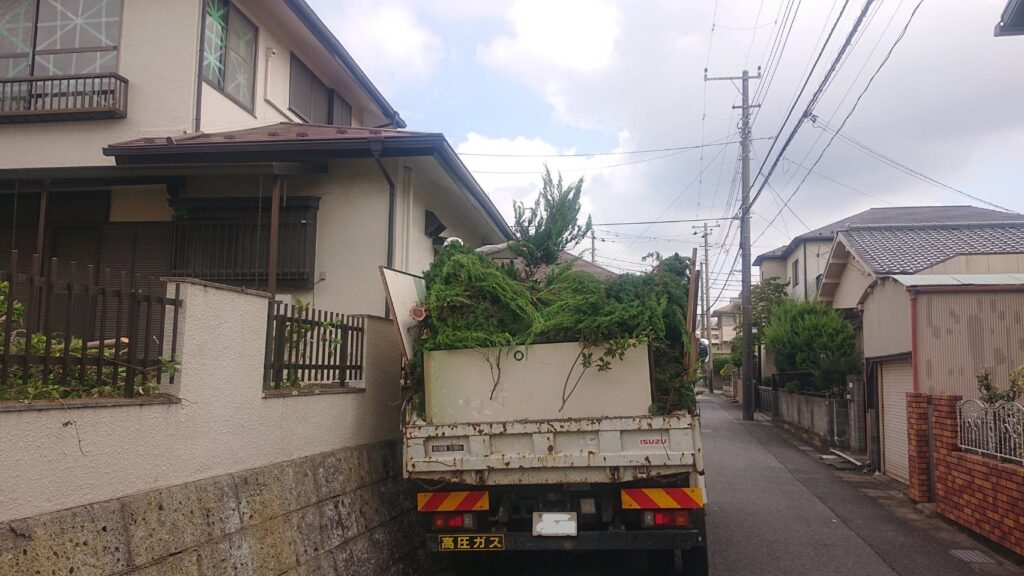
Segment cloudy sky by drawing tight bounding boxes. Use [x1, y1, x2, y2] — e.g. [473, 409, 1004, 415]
[309, 0, 1024, 306]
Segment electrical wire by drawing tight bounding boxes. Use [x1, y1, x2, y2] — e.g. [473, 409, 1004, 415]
[613, 143, 731, 258]
[816, 122, 1020, 214]
[751, 0, 854, 187]
[749, 0, 879, 211]
[753, 0, 928, 243]
[458, 139, 753, 158]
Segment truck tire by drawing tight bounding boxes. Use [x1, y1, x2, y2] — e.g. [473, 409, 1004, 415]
[681, 545, 709, 576]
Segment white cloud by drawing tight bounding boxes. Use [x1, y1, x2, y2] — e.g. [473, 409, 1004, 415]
[313, 1, 443, 92]
[478, 0, 621, 74]
[464, 0, 1024, 286]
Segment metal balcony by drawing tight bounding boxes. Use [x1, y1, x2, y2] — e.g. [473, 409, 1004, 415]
[0, 73, 129, 124]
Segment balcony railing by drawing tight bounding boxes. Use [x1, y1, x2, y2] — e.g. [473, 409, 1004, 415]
[0, 73, 129, 124]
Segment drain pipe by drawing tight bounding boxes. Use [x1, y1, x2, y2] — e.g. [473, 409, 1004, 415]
[910, 289, 919, 392]
[370, 140, 396, 316]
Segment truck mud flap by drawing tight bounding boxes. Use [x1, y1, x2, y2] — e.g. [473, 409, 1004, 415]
[429, 530, 702, 552]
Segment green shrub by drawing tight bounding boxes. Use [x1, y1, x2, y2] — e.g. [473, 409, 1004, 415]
[761, 300, 859, 393]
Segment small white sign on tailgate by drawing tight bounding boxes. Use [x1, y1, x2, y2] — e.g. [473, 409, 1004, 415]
[532, 512, 578, 537]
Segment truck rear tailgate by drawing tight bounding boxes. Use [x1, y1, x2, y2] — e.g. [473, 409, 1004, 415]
[405, 414, 705, 487]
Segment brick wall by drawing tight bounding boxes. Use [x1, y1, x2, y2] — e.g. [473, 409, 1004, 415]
[927, 394, 1024, 557]
[905, 392, 931, 503]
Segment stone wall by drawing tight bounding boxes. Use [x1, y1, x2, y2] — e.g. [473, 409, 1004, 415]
[0, 441, 427, 576]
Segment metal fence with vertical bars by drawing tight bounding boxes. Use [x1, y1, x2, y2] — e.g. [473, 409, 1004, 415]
[957, 399, 1024, 465]
[264, 300, 365, 389]
[756, 385, 778, 418]
[0, 250, 181, 400]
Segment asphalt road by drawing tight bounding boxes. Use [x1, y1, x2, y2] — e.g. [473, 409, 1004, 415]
[438, 393, 1022, 575]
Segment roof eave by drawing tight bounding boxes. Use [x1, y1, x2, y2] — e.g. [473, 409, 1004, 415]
[431, 140, 514, 241]
[284, 0, 405, 128]
[103, 135, 514, 242]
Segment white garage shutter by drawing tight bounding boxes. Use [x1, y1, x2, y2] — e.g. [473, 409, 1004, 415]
[881, 359, 913, 483]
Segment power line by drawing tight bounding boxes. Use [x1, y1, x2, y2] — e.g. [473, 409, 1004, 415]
[750, 0, 879, 211]
[613, 143, 732, 257]
[716, 20, 779, 31]
[751, 0, 854, 189]
[595, 217, 737, 227]
[752, 0, 802, 112]
[458, 137, 773, 159]
[816, 122, 1020, 214]
[754, 0, 928, 243]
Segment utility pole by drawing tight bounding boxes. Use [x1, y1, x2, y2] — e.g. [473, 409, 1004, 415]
[706, 67, 760, 421]
[693, 222, 720, 393]
[590, 228, 596, 263]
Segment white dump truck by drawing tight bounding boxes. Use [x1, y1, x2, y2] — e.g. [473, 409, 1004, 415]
[381, 267, 708, 574]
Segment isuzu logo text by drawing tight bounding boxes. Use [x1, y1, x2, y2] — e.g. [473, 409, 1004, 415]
[640, 438, 668, 446]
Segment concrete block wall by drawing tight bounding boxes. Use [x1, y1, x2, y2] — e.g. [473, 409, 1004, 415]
[0, 441, 425, 576]
[906, 393, 1024, 557]
[776, 390, 834, 449]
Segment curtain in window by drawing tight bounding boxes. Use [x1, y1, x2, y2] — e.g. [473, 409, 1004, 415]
[33, 0, 122, 76]
[0, 0, 34, 78]
[202, 0, 255, 110]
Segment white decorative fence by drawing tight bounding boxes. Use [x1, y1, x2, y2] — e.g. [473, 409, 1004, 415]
[957, 399, 1024, 465]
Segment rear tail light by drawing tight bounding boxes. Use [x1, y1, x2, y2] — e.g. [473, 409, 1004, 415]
[642, 510, 691, 528]
[432, 512, 476, 530]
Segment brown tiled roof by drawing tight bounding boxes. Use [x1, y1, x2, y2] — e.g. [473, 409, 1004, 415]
[754, 206, 1024, 264]
[107, 123, 433, 150]
[840, 222, 1024, 275]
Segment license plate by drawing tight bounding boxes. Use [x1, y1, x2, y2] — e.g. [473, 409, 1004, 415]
[532, 512, 578, 537]
[437, 534, 505, 551]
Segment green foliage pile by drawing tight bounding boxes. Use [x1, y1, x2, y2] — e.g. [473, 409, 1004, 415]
[509, 166, 593, 279]
[414, 246, 697, 414]
[761, 300, 860, 394]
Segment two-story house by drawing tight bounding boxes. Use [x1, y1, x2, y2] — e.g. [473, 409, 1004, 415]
[0, 4, 514, 574]
[753, 206, 1024, 300]
[0, 0, 511, 318]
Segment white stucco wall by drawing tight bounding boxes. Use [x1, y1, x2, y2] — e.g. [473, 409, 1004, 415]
[200, 1, 380, 133]
[0, 279, 402, 522]
[830, 252, 876, 310]
[0, 0, 393, 170]
[759, 259, 787, 284]
[784, 240, 832, 301]
[0, 0, 203, 169]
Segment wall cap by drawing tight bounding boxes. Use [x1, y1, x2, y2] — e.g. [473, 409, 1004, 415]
[0, 394, 180, 413]
[161, 277, 272, 299]
[262, 386, 366, 399]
